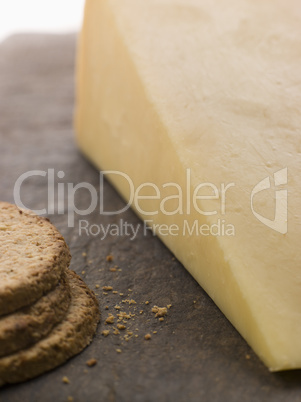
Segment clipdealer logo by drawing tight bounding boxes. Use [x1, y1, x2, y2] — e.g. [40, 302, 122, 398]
[250, 168, 288, 234]
[13, 167, 288, 238]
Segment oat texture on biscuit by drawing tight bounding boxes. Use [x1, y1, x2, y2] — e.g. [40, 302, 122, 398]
[0, 202, 71, 315]
[0, 272, 71, 357]
[0, 269, 100, 386]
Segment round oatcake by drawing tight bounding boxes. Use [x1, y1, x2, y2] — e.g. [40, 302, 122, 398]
[0, 202, 71, 315]
[0, 269, 100, 386]
[0, 272, 71, 357]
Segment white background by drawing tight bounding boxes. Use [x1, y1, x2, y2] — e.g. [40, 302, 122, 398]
[0, 0, 85, 43]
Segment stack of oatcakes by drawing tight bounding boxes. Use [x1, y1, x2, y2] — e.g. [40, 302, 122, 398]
[0, 202, 100, 386]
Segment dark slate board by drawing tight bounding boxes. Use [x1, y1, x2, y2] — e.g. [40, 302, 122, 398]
[0, 33, 301, 402]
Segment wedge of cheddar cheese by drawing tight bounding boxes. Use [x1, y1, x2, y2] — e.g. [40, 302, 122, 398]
[75, 0, 301, 370]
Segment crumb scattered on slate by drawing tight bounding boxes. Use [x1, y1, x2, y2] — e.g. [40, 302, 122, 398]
[103, 286, 113, 291]
[116, 348, 122, 353]
[99, 282, 172, 345]
[152, 306, 168, 317]
[86, 358, 97, 367]
[106, 255, 114, 262]
[105, 314, 115, 324]
[62, 376, 70, 384]
[117, 312, 131, 320]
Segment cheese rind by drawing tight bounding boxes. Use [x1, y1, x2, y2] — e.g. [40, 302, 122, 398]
[76, 0, 301, 370]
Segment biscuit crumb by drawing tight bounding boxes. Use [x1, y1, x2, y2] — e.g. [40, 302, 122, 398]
[95, 284, 100, 289]
[117, 324, 126, 330]
[105, 315, 115, 324]
[119, 293, 124, 296]
[129, 299, 136, 305]
[88, 259, 93, 264]
[67, 397, 74, 402]
[117, 312, 131, 320]
[145, 301, 149, 305]
[105, 306, 109, 310]
[82, 252, 87, 257]
[103, 286, 113, 291]
[116, 348, 122, 353]
[113, 290, 118, 294]
[245, 354, 251, 360]
[62, 376, 70, 384]
[81, 271, 86, 275]
[86, 358, 97, 367]
[144, 334, 152, 340]
[128, 288, 133, 292]
[153, 331, 157, 334]
[159, 317, 164, 322]
[109, 267, 117, 272]
[106, 255, 114, 262]
[114, 305, 121, 310]
[139, 310, 143, 314]
[102, 330, 110, 337]
[167, 304, 172, 309]
[152, 306, 168, 317]
[113, 328, 120, 335]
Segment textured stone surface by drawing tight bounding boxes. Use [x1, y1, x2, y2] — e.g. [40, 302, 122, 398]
[0, 33, 301, 401]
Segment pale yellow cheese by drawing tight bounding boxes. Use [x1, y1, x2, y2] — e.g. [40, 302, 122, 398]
[76, 0, 301, 370]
